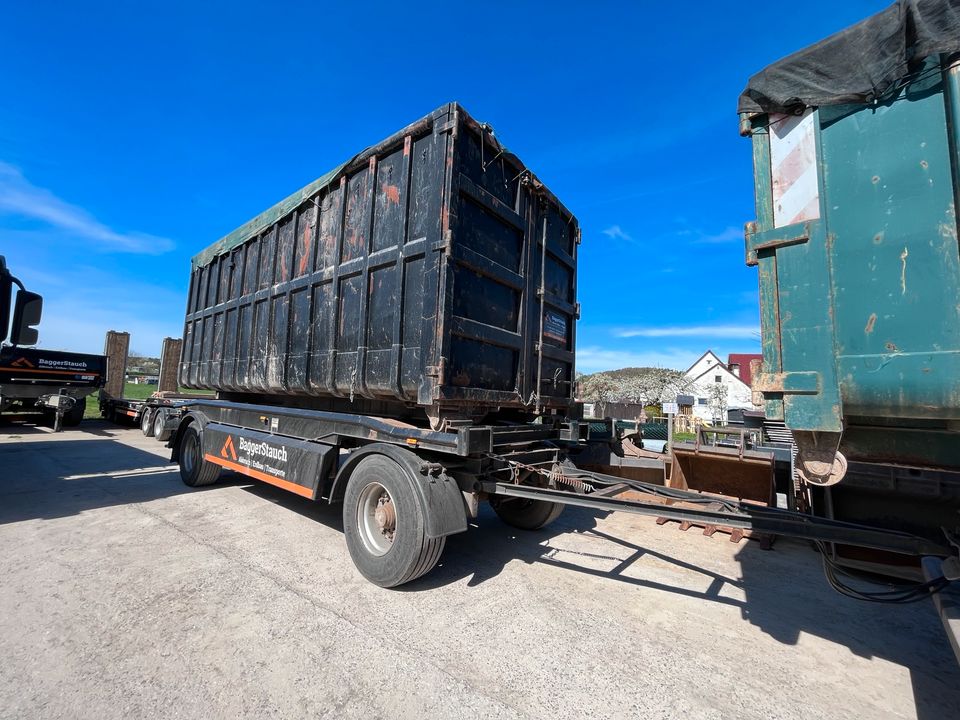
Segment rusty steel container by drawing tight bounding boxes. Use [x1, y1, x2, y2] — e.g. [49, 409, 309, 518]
[179, 103, 578, 427]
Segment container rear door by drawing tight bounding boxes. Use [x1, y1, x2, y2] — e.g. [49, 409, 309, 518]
[440, 115, 577, 413]
[746, 109, 844, 432]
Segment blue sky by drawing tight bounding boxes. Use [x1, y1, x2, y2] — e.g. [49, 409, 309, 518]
[0, 1, 887, 372]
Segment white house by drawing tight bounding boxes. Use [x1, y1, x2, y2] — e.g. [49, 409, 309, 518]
[681, 350, 756, 423]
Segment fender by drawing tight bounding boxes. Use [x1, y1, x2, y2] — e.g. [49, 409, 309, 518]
[329, 443, 468, 539]
[167, 409, 210, 462]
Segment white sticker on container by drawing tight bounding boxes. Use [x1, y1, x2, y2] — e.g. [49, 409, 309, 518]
[769, 109, 820, 228]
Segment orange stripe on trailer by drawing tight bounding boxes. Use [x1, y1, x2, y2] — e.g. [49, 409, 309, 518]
[2, 367, 100, 377]
[203, 453, 313, 498]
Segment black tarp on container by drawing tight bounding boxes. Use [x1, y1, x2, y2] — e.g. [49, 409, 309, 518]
[179, 103, 579, 426]
[738, 0, 960, 114]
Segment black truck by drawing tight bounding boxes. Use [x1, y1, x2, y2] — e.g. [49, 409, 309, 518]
[0, 257, 106, 429]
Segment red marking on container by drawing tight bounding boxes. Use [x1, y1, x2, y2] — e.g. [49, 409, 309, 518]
[298, 225, 312, 276]
[382, 183, 400, 205]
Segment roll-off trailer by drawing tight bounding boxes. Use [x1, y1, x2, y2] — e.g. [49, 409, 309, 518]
[128, 100, 957, 636]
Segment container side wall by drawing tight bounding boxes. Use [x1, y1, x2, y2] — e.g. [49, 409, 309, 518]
[180, 109, 450, 408]
[820, 57, 960, 419]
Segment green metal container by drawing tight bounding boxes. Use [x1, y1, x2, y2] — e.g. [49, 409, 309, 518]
[743, 54, 960, 484]
[739, 0, 960, 574]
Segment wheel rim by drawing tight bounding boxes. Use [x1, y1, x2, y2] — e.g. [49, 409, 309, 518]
[154, 411, 165, 436]
[141, 411, 152, 433]
[182, 432, 198, 476]
[356, 482, 396, 557]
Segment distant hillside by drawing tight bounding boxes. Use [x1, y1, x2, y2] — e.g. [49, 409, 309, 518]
[577, 366, 687, 405]
[577, 366, 679, 383]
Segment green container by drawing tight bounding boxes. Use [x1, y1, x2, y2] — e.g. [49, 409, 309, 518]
[743, 55, 960, 482]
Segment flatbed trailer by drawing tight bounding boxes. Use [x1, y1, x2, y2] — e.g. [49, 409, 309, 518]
[102, 393, 205, 440]
[161, 399, 959, 600]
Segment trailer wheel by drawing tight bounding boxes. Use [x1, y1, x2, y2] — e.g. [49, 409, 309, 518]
[342, 454, 445, 588]
[178, 423, 220, 488]
[62, 397, 85, 427]
[140, 407, 155, 437]
[490, 496, 565, 531]
[153, 409, 172, 442]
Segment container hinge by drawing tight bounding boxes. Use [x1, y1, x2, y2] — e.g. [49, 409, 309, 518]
[426, 358, 445, 378]
[575, 302, 581, 319]
[753, 371, 820, 395]
[432, 230, 453, 253]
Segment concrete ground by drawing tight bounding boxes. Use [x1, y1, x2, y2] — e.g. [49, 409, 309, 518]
[1, 421, 957, 720]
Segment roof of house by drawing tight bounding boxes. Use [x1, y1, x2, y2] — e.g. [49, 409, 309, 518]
[726, 353, 763, 386]
[683, 349, 723, 376]
[688, 361, 747, 389]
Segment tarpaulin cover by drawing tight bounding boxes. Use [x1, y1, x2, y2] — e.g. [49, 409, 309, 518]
[738, 0, 960, 115]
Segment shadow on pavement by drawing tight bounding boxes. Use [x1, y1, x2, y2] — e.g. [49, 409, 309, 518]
[0, 434, 239, 525]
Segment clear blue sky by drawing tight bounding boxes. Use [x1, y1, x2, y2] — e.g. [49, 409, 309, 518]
[0, 1, 887, 372]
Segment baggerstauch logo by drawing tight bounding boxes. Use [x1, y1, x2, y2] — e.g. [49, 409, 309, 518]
[37, 357, 89, 370]
[220, 435, 238, 461]
[238, 436, 288, 463]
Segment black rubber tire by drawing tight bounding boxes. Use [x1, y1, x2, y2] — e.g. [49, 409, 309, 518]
[153, 409, 172, 442]
[61, 397, 85, 427]
[491, 496, 565, 530]
[178, 423, 220, 488]
[140, 407, 155, 437]
[342, 454, 445, 588]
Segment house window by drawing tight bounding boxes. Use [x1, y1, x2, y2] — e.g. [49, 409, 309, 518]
[714, 375, 721, 383]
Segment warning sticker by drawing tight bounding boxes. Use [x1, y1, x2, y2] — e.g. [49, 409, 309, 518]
[543, 311, 568, 344]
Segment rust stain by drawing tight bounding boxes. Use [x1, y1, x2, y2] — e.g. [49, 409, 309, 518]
[864, 313, 877, 334]
[885, 341, 900, 353]
[382, 183, 400, 205]
[298, 225, 312, 276]
[899, 246, 909, 295]
[873, 232, 883, 245]
[403, 135, 411, 157]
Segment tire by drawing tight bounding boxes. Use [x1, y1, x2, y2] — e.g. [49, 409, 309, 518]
[153, 409, 173, 442]
[177, 423, 220, 488]
[140, 407, 155, 437]
[62, 397, 85, 427]
[491, 496, 565, 530]
[342, 454, 445, 588]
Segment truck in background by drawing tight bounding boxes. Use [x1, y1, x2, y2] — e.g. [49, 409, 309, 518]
[0, 256, 106, 430]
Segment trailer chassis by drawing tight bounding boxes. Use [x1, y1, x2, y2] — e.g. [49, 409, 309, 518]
[162, 399, 957, 596]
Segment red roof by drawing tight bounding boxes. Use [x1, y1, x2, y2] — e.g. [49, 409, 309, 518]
[727, 353, 763, 386]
